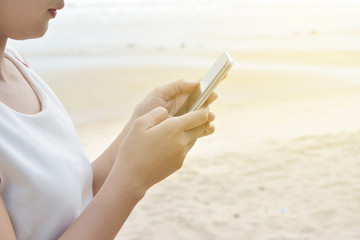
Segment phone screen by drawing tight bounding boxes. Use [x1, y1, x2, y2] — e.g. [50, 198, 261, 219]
[175, 52, 233, 116]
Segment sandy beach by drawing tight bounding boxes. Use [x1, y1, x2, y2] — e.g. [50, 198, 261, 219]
[39, 48, 360, 239]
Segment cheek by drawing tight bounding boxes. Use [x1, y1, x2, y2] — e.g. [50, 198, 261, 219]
[0, 0, 52, 39]
[1, 9, 50, 40]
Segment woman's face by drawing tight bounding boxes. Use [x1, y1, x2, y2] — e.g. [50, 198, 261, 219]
[0, 0, 64, 40]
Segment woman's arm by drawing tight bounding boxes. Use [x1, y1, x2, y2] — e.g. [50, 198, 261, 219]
[91, 120, 132, 196]
[0, 194, 17, 240]
[60, 106, 213, 240]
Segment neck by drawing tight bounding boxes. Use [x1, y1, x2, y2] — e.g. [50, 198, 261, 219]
[0, 34, 7, 81]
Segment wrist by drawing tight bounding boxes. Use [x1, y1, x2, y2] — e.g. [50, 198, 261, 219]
[109, 160, 148, 201]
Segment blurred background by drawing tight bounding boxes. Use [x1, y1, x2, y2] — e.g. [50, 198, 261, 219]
[10, 0, 360, 69]
[10, 0, 360, 239]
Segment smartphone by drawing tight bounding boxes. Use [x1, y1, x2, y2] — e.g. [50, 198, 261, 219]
[175, 52, 233, 116]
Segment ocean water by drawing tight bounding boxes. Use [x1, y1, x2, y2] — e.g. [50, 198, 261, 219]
[9, 0, 360, 58]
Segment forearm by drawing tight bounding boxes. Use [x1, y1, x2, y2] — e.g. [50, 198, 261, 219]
[91, 120, 133, 195]
[59, 162, 145, 240]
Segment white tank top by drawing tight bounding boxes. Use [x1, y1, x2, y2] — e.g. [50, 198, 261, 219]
[0, 46, 93, 240]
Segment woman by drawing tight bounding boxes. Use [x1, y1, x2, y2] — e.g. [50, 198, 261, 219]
[0, 0, 217, 239]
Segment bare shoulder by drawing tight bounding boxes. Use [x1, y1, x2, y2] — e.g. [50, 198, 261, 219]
[0, 57, 41, 114]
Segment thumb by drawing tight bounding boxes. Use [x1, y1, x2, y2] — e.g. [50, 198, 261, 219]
[135, 107, 169, 131]
[161, 80, 199, 101]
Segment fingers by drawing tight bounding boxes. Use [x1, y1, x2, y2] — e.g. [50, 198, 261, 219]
[184, 121, 215, 143]
[156, 79, 199, 101]
[142, 106, 215, 149]
[176, 108, 215, 138]
[182, 111, 215, 142]
[204, 92, 218, 106]
[199, 123, 215, 138]
[176, 107, 210, 131]
[134, 107, 169, 131]
[185, 122, 207, 140]
[208, 112, 215, 122]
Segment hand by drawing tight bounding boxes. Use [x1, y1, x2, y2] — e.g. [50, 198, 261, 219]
[92, 80, 217, 196]
[131, 79, 218, 120]
[114, 106, 213, 194]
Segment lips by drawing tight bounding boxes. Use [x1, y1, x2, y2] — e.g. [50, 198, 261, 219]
[48, 9, 57, 18]
[48, 2, 65, 18]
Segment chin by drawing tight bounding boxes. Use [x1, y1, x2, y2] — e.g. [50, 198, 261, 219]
[11, 23, 49, 40]
[27, 24, 49, 40]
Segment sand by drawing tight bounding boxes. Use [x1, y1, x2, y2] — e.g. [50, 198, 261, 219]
[41, 49, 360, 239]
